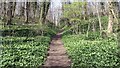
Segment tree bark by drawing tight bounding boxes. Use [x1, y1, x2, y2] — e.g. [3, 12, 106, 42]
[7, 2, 13, 25]
[96, 3, 102, 35]
[12, 2, 16, 18]
[84, 2, 88, 20]
[42, 2, 50, 24]
[25, 2, 30, 23]
[107, 2, 114, 35]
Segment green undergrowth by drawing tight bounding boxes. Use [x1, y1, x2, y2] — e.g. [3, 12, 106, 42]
[0, 24, 57, 38]
[1, 36, 50, 68]
[0, 23, 56, 68]
[62, 35, 120, 68]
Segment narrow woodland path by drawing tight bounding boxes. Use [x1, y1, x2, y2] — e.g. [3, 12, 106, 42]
[43, 33, 71, 68]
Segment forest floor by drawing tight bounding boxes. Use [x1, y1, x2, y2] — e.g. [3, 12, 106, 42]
[43, 33, 71, 68]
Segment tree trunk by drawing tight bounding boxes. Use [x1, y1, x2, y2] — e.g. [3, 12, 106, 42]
[107, 2, 114, 35]
[33, 2, 37, 22]
[39, 2, 44, 24]
[42, 2, 50, 24]
[25, 2, 30, 23]
[118, 15, 120, 57]
[12, 2, 16, 18]
[7, 2, 13, 25]
[84, 2, 88, 20]
[96, 3, 102, 35]
[92, 23, 96, 32]
[86, 23, 90, 37]
[107, 12, 113, 35]
[118, 2, 120, 20]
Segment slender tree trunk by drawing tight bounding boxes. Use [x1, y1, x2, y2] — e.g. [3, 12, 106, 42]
[7, 2, 13, 25]
[39, 2, 43, 24]
[92, 23, 96, 32]
[84, 2, 88, 20]
[118, 15, 120, 57]
[0, 3, 3, 17]
[118, 2, 120, 25]
[42, 2, 50, 24]
[86, 23, 90, 37]
[33, 2, 37, 22]
[12, 2, 16, 18]
[107, 2, 114, 35]
[25, 2, 30, 23]
[107, 12, 113, 34]
[3, 2, 6, 17]
[96, 3, 102, 35]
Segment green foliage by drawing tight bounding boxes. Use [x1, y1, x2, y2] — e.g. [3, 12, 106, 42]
[101, 16, 108, 30]
[62, 35, 119, 68]
[0, 23, 56, 68]
[42, 23, 58, 37]
[1, 36, 50, 68]
[1, 23, 57, 37]
[63, 2, 85, 22]
[85, 32, 101, 40]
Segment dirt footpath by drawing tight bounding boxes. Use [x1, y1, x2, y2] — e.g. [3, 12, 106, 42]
[43, 33, 71, 68]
